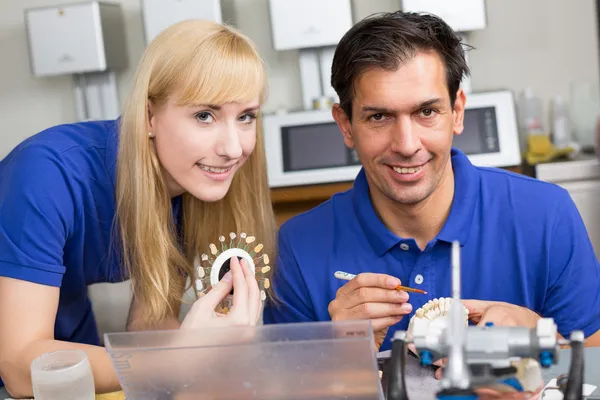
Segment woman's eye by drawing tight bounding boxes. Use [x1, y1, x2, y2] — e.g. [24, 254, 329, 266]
[239, 113, 257, 124]
[195, 112, 214, 123]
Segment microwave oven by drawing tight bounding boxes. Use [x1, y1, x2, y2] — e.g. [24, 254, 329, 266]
[262, 90, 522, 188]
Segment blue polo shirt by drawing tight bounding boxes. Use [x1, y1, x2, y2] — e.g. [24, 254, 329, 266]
[263, 148, 600, 351]
[0, 119, 181, 387]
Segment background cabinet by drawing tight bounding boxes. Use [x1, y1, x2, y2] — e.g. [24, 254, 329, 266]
[536, 156, 600, 258]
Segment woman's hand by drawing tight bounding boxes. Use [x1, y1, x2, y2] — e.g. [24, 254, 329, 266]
[180, 257, 261, 330]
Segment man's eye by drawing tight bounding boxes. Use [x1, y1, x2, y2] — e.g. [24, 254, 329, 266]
[420, 109, 435, 117]
[370, 113, 385, 121]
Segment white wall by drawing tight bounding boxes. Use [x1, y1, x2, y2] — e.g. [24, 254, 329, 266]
[467, 0, 600, 130]
[0, 0, 598, 159]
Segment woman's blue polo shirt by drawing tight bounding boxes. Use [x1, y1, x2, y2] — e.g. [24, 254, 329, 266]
[0, 120, 181, 387]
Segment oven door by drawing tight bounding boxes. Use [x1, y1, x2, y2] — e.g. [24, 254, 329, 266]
[263, 111, 362, 188]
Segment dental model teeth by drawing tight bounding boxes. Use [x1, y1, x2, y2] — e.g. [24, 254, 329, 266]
[407, 297, 469, 339]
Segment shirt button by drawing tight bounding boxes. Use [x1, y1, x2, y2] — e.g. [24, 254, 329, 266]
[415, 274, 424, 285]
[400, 243, 409, 251]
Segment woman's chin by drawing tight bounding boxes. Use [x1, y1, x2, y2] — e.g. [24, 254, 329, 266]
[187, 185, 231, 202]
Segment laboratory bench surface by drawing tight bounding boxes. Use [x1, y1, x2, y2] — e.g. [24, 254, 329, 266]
[1, 347, 599, 399]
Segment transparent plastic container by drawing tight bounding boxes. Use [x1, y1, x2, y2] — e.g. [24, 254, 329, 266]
[30, 349, 95, 400]
[550, 96, 571, 149]
[104, 320, 383, 400]
[570, 81, 600, 149]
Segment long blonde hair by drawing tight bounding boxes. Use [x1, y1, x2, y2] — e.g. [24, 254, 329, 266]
[115, 20, 276, 326]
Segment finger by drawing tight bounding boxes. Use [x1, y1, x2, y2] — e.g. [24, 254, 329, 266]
[474, 388, 531, 400]
[433, 358, 446, 367]
[241, 259, 261, 325]
[342, 286, 410, 309]
[407, 343, 417, 356]
[461, 299, 493, 324]
[461, 299, 490, 314]
[346, 301, 413, 321]
[198, 271, 233, 310]
[336, 273, 401, 296]
[229, 257, 249, 316]
[331, 303, 412, 331]
[369, 315, 405, 332]
[462, 299, 508, 316]
[435, 367, 443, 380]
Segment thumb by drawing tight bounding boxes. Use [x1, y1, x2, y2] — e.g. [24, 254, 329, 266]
[461, 299, 495, 324]
[198, 271, 233, 310]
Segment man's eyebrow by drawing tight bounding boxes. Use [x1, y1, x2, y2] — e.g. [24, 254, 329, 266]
[414, 98, 444, 110]
[360, 98, 444, 115]
[360, 106, 396, 114]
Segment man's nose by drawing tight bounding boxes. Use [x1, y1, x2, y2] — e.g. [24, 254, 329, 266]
[390, 117, 421, 157]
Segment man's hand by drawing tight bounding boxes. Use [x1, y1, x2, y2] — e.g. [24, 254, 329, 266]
[328, 273, 412, 349]
[462, 299, 541, 328]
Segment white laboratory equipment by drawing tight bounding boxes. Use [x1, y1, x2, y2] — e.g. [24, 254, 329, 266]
[267, 0, 353, 110]
[402, 0, 488, 94]
[24, 1, 128, 122]
[141, 0, 223, 44]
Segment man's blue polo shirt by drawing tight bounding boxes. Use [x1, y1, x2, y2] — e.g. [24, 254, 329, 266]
[263, 148, 600, 350]
[0, 119, 181, 387]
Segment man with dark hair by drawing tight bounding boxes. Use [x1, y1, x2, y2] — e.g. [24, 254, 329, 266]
[263, 10, 600, 357]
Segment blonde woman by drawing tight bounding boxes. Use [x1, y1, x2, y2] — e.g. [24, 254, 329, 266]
[0, 20, 276, 398]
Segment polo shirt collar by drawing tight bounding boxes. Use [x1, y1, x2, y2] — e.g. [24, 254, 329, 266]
[352, 148, 479, 256]
[436, 148, 479, 246]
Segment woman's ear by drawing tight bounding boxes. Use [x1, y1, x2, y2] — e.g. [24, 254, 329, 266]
[147, 100, 156, 132]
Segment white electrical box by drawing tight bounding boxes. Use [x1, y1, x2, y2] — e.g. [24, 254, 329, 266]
[402, 0, 487, 32]
[141, 0, 223, 44]
[25, 2, 127, 77]
[268, 0, 353, 50]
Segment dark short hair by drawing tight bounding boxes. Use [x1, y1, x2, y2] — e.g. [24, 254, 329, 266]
[331, 11, 470, 119]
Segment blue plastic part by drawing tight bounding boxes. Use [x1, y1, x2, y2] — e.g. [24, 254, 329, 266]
[540, 351, 554, 368]
[437, 396, 479, 400]
[485, 322, 494, 327]
[540, 351, 554, 367]
[498, 377, 524, 392]
[420, 350, 433, 366]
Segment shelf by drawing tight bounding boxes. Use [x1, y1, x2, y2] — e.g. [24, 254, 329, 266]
[270, 181, 354, 205]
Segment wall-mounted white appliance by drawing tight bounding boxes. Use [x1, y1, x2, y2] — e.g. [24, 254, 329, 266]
[267, 0, 353, 110]
[24, 1, 128, 121]
[402, 0, 487, 32]
[263, 90, 522, 188]
[402, 0, 487, 95]
[141, 0, 223, 44]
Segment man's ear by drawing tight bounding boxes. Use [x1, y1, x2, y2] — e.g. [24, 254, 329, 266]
[332, 103, 355, 149]
[452, 89, 467, 136]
